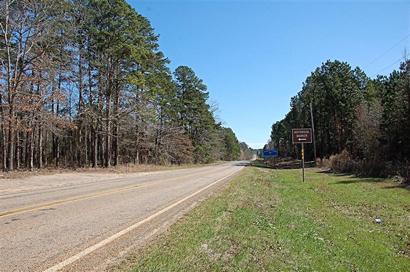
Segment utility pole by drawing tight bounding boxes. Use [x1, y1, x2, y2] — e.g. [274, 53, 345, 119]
[309, 101, 317, 162]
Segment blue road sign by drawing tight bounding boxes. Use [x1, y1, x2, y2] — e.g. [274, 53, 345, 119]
[263, 149, 278, 158]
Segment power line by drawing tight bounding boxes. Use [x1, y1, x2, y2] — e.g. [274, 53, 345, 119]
[371, 52, 409, 77]
[366, 33, 410, 68]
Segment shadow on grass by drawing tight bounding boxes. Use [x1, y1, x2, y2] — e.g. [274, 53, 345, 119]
[333, 177, 410, 190]
[334, 178, 384, 185]
[318, 168, 332, 174]
[382, 184, 410, 190]
[250, 160, 316, 170]
[333, 173, 353, 177]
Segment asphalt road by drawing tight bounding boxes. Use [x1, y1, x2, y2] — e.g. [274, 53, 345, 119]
[0, 162, 246, 272]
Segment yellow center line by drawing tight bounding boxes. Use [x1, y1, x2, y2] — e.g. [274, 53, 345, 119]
[43, 169, 241, 272]
[0, 166, 229, 219]
[0, 184, 141, 219]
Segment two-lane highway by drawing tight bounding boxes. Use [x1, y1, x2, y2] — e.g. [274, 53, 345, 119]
[0, 162, 246, 272]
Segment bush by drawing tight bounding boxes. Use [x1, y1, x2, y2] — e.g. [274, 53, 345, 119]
[325, 150, 409, 183]
[329, 150, 357, 173]
[394, 160, 410, 183]
[356, 157, 387, 177]
[319, 157, 331, 169]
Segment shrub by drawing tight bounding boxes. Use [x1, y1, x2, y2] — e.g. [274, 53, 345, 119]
[395, 160, 410, 183]
[327, 150, 409, 183]
[329, 150, 357, 173]
[319, 157, 331, 169]
[356, 157, 387, 177]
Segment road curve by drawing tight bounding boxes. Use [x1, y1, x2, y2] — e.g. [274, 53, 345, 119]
[0, 161, 246, 272]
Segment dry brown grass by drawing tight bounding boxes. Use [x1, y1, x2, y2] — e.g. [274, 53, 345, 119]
[0, 162, 224, 180]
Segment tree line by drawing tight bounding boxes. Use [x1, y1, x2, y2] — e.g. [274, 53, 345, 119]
[270, 59, 410, 180]
[0, 0, 250, 171]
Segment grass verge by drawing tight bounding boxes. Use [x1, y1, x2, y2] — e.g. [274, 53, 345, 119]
[118, 167, 410, 271]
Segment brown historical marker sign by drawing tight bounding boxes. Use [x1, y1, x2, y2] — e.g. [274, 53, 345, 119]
[292, 128, 312, 144]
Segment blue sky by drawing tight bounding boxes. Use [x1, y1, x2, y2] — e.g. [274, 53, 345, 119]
[129, 0, 410, 149]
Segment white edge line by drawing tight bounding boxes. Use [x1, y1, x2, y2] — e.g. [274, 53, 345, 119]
[43, 169, 241, 272]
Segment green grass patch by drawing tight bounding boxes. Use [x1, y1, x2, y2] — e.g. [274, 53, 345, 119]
[125, 167, 410, 271]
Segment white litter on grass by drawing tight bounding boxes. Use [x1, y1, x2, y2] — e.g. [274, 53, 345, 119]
[374, 217, 382, 224]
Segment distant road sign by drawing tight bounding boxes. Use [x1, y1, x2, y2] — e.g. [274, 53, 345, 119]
[263, 149, 278, 158]
[292, 128, 312, 144]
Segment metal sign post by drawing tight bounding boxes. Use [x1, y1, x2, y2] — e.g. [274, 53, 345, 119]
[292, 128, 312, 182]
[301, 143, 305, 182]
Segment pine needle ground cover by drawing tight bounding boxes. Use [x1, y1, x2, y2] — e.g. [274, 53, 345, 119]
[126, 167, 410, 271]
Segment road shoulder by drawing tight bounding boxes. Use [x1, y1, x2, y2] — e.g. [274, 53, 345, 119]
[112, 167, 410, 272]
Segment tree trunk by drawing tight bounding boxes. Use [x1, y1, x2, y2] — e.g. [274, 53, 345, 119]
[84, 130, 88, 166]
[113, 89, 120, 166]
[16, 130, 20, 169]
[78, 48, 84, 166]
[105, 92, 111, 167]
[4, 1, 13, 171]
[29, 129, 34, 171]
[55, 74, 62, 167]
[7, 105, 14, 171]
[38, 127, 43, 169]
[97, 71, 104, 167]
[0, 93, 6, 171]
[92, 127, 97, 167]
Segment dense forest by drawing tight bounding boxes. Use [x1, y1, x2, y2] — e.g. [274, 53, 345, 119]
[0, 0, 252, 171]
[269, 59, 410, 181]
